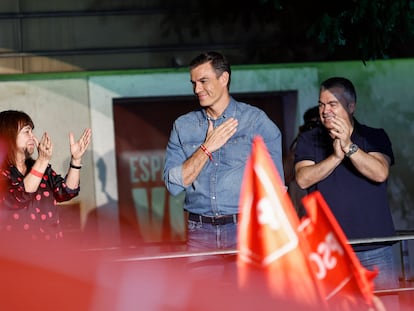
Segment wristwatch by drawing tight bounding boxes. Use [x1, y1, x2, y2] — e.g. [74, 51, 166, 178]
[345, 143, 359, 157]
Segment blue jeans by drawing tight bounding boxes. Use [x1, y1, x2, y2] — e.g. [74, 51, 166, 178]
[187, 220, 237, 251]
[355, 245, 399, 290]
[186, 221, 237, 280]
[356, 245, 400, 311]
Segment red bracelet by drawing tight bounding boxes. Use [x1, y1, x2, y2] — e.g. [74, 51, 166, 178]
[200, 144, 213, 161]
[30, 168, 44, 178]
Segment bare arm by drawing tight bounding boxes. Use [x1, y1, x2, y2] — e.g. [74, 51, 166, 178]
[295, 156, 342, 189]
[296, 114, 390, 189]
[347, 150, 390, 182]
[329, 115, 390, 183]
[296, 150, 390, 190]
[24, 132, 52, 193]
[182, 118, 238, 186]
[182, 147, 210, 186]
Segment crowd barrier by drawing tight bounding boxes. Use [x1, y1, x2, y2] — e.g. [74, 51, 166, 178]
[107, 234, 414, 295]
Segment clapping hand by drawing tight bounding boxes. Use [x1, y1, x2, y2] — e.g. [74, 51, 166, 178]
[70, 128, 92, 161]
[35, 132, 53, 161]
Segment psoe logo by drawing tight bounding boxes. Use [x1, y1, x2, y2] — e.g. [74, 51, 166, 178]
[309, 232, 344, 280]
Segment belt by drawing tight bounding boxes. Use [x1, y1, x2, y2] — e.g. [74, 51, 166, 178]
[188, 212, 238, 225]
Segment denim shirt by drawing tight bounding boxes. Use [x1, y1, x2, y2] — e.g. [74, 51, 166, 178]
[163, 97, 284, 216]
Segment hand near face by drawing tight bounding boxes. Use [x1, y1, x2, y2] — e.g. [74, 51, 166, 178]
[331, 138, 343, 160]
[329, 115, 353, 154]
[203, 118, 238, 152]
[34, 132, 53, 161]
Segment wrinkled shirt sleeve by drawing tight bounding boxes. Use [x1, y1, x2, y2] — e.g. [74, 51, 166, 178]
[51, 170, 80, 203]
[163, 121, 186, 196]
[254, 110, 285, 185]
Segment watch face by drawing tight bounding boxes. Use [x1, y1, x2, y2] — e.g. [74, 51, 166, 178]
[346, 144, 358, 157]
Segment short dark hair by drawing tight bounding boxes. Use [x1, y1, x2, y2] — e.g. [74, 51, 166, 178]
[300, 106, 320, 132]
[320, 77, 357, 104]
[189, 51, 231, 89]
[303, 106, 319, 124]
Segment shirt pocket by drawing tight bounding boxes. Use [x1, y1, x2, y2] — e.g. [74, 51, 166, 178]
[221, 135, 250, 165]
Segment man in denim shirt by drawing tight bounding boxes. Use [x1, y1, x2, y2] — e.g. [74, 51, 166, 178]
[163, 51, 284, 252]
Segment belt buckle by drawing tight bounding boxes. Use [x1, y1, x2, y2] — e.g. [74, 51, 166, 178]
[211, 216, 226, 225]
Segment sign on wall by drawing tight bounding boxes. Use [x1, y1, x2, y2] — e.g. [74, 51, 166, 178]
[113, 96, 196, 246]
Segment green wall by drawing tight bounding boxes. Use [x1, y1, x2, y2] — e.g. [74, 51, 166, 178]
[0, 58, 412, 232]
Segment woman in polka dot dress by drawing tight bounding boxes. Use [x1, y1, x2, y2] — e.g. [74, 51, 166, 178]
[0, 110, 91, 243]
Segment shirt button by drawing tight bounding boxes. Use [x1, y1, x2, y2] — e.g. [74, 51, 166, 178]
[212, 196, 216, 200]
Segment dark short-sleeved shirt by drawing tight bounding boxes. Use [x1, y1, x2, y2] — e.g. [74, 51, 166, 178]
[294, 119, 395, 247]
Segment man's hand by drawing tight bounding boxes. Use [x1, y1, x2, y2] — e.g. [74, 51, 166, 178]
[203, 118, 238, 152]
[329, 115, 353, 153]
[333, 138, 345, 160]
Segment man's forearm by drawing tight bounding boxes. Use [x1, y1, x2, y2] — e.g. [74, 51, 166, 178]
[295, 155, 342, 189]
[349, 151, 390, 183]
[182, 147, 210, 186]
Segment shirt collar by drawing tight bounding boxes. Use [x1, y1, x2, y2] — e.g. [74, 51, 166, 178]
[201, 96, 237, 121]
[350, 117, 362, 140]
[223, 97, 237, 119]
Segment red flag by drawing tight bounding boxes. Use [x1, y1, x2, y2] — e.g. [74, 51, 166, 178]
[300, 191, 378, 310]
[237, 136, 325, 309]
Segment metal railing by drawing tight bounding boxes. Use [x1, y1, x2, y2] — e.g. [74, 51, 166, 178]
[101, 234, 414, 296]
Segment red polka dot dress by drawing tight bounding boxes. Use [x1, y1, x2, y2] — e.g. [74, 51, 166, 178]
[0, 164, 79, 242]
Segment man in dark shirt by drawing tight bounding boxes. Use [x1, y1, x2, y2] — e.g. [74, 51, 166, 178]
[294, 77, 398, 297]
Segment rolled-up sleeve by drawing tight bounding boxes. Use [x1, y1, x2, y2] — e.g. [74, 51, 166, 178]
[165, 164, 185, 196]
[163, 122, 186, 196]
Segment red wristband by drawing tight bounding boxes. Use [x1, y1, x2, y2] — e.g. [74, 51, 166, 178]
[30, 168, 44, 178]
[200, 144, 213, 161]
